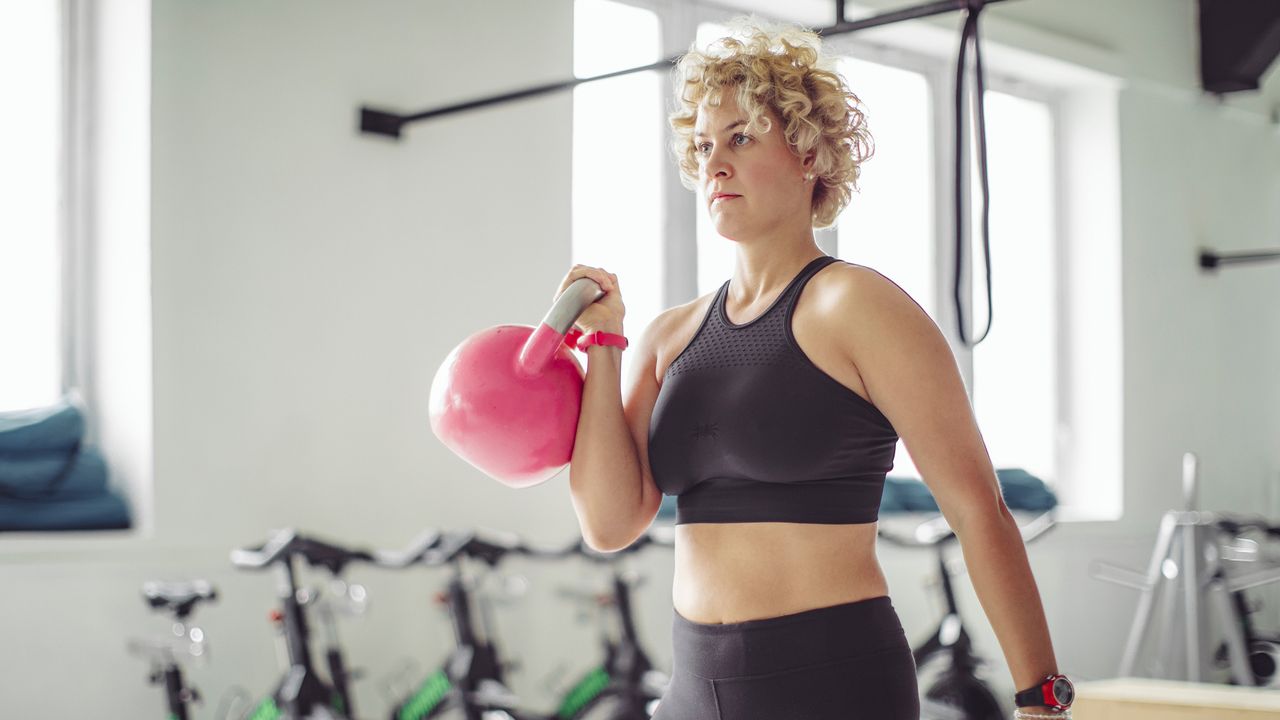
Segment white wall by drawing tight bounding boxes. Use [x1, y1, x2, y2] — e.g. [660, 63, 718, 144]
[2, 0, 1279, 716]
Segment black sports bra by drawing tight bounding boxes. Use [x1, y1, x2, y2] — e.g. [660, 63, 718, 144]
[647, 255, 898, 524]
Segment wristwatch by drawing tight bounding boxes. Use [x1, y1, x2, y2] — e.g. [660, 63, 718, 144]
[1015, 673, 1074, 712]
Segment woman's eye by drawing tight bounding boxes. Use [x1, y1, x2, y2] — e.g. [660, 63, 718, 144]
[696, 133, 749, 155]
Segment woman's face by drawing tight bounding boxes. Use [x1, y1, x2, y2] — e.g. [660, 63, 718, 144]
[694, 90, 814, 241]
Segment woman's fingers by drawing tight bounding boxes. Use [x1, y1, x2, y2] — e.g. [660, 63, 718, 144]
[559, 266, 614, 296]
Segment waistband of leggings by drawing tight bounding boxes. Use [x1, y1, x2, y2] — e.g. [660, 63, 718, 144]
[671, 595, 909, 679]
[674, 594, 896, 634]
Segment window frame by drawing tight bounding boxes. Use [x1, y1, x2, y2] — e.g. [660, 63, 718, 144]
[61, 0, 94, 439]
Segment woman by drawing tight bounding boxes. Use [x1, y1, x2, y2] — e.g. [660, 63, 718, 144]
[559, 16, 1070, 720]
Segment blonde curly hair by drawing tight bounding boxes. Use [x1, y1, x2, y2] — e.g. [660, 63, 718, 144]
[667, 15, 874, 230]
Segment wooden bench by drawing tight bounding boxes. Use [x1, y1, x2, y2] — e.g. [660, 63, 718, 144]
[1074, 677, 1280, 719]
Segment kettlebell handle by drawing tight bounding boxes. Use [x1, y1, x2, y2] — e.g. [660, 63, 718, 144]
[542, 277, 605, 335]
[516, 277, 605, 378]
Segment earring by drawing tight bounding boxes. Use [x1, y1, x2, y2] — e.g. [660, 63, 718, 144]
[803, 172, 813, 182]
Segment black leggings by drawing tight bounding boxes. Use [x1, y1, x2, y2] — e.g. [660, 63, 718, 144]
[651, 595, 920, 720]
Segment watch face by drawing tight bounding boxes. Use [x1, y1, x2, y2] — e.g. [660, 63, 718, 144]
[1053, 677, 1075, 704]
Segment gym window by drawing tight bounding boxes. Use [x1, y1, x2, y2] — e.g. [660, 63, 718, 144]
[573, 2, 1123, 522]
[1, 0, 154, 541]
[0, 2, 65, 412]
[571, 0, 664, 387]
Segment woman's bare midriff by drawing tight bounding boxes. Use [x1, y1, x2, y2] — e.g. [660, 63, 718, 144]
[657, 261, 891, 625]
[672, 521, 889, 624]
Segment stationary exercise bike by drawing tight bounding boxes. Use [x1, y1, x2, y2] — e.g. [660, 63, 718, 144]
[127, 579, 218, 720]
[1208, 517, 1280, 687]
[547, 525, 673, 719]
[878, 470, 1060, 720]
[230, 528, 375, 720]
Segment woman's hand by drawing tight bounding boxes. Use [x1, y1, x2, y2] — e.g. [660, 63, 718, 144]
[553, 264, 625, 335]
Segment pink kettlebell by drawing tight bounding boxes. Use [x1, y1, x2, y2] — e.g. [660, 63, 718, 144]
[428, 277, 607, 488]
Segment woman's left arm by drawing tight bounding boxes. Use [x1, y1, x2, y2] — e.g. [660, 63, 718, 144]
[826, 265, 1061, 703]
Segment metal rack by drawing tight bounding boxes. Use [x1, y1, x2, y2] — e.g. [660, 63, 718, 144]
[1091, 452, 1280, 684]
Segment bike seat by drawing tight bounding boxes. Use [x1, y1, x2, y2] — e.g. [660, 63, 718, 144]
[141, 580, 217, 619]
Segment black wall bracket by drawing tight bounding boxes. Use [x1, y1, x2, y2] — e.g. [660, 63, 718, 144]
[359, 58, 677, 139]
[1199, 248, 1280, 270]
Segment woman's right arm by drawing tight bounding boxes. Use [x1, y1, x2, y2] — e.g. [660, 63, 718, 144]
[568, 313, 668, 553]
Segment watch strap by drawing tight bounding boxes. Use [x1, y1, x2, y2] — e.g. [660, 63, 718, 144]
[1014, 685, 1045, 707]
[564, 328, 628, 352]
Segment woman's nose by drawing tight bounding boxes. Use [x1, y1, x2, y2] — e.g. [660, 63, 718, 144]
[704, 148, 731, 177]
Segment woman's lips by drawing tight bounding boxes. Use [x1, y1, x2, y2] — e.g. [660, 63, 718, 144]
[712, 194, 740, 204]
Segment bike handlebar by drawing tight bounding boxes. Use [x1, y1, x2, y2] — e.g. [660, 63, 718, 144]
[875, 509, 1057, 549]
[567, 524, 676, 563]
[230, 528, 375, 574]
[373, 524, 677, 570]
[375, 527, 554, 568]
[371, 529, 444, 567]
[1213, 515, 1280, 537]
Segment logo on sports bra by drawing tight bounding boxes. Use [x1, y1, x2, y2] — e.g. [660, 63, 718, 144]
[690, 421, 719, 441]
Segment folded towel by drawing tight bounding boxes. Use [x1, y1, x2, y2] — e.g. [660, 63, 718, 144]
[879, 477, 908, 513]
[995, 467, 1058, 511]
[657, 493, 678, 521]
[0, 399, 85, 453]
[883, 475, 940, 512]
[0, 446, 109, 500]
[881, 469, 1058, 515]
[659, 469, 1057, 520]
[0, 488, 131, 531]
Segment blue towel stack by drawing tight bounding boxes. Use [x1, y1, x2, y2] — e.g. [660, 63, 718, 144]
[993, 467, 1059, 511]
[880, 474, 941, 513]
[881, 468, 1059, 514]
[0, 398, 132, 531]
[656, 468, 1058, 522]
[657, 493, 678, 522]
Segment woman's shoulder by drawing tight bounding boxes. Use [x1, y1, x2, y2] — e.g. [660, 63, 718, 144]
[816, 257, 888, 286]
[811, 260, 927, 318]
[807, 260, 943, 368]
